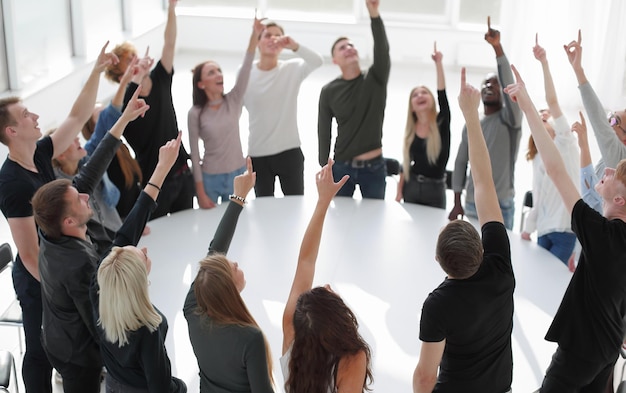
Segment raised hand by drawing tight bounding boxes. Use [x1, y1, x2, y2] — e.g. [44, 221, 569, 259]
[571, 111, 588, 145]
[317, 159, 349, 204]
[253, 9, 266, 37]
[135, 47, 155, 79]
[533, 33, 547, 63]
[503, 65, 533, 111]
[94, 41, 119, 73]
[157, 132, 182, 172]
[431, 41, 443, 63]
[121, 88, 150, 122]
[563, 29, 583, 69]
[484, 16, 500, 47]
[365, 0, 380, 18]
[233, 157, 256, 200]
[458, 67, 481, 114]
[120, 56, 138, 86]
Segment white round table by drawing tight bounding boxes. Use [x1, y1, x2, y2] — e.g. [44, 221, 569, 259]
[140, 196, 572, 392]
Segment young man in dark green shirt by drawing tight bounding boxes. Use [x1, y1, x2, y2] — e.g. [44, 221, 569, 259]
[317, 0, 390, 199]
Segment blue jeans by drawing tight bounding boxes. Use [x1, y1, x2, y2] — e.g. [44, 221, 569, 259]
[465, 197, 515, 230]
[332, 156, 386, 199]
[202, 165, 246, 204]
[538, 232, 576, 265]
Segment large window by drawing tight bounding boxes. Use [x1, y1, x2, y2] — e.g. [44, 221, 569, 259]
[0, 6, 8, 93]
[458, 0, 501, 24]
[180, 0, 500, 25]
[10, 0, 72, 90]
[80, 1, 124, 59]
[128, 0, 167, 35]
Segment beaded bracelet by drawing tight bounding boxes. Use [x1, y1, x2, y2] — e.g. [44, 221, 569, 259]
[229, 194, 246, 204]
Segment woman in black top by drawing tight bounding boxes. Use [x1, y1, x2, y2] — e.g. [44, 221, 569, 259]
[396, 42, 451, 208]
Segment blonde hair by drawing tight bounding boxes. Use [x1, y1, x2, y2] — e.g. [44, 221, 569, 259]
[402, 86, 441, 181]
[194, 254, 274, 384]
[616, 159, 626, 190]
[526, 135, 537, 161]
[97, 246, 162, 347]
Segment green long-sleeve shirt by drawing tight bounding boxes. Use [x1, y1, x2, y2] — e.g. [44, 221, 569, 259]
[317, 17, 390, 166]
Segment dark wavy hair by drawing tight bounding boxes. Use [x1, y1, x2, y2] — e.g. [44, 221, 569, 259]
[286, 287, 373, 393]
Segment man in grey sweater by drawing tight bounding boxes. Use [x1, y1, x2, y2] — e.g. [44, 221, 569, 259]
[449, 17, 522, 230]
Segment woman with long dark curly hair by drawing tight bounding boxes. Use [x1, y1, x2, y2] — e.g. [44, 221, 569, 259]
[281, 159, 373, 393]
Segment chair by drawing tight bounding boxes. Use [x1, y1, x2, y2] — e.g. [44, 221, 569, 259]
[0, 244, 23, 354]
[384, 157, 400, 177]
[519, 190, 533, 232]
[0, 350, 18, 393]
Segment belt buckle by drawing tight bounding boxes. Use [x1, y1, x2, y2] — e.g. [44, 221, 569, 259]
[352, 160, 365, 169]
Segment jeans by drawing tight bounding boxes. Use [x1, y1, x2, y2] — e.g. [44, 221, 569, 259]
[12, 259, 53, 393]
[465, 196, 515, 230]
[538, 232, 577, 265]
[201, 165, 246, 204]
[251, 147, 305, 197]
[151, 167, 195, 220]
[540, 347, 616, 393]
[332, 156, 386, 199]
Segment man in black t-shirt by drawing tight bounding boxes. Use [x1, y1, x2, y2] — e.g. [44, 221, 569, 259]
[0, 45, 118, 393]
[506, 37, 626, 393]
[413, 69, 514, 393]
[113, 0, 194, 220]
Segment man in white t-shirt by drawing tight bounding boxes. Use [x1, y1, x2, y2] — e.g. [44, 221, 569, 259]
[243, 22, 323, 197]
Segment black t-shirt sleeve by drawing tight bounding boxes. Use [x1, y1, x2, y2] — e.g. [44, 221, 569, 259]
[481, 221, 511, 272]
[419, 292, 446, 342]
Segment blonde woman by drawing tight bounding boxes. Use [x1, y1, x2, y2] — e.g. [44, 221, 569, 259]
[396, 43, 450, 208]
[92, 133, 187, 393]
[183, 158, 274, 392]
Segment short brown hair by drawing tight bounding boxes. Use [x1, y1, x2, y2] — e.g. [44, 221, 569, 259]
[616, 159, 626, 189]
[0, 97, 21, 146]
[32, 179, 72, 239]
[331, 36, 349, 57]
[104, 42, 137, 83]
[436, 220, 483, 279]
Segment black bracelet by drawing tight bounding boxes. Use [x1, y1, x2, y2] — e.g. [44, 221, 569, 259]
[229, 194, 246, 204]
[147, 182, 161, 192]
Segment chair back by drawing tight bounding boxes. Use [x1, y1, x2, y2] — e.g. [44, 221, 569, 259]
[0, 243, 13, 274]
[0, 350, 16, 392]
[384, 157, 400, 177]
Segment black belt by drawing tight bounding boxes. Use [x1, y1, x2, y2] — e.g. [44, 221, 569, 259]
[339, 155, 383, 169]
[413, 174, 446, 184]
